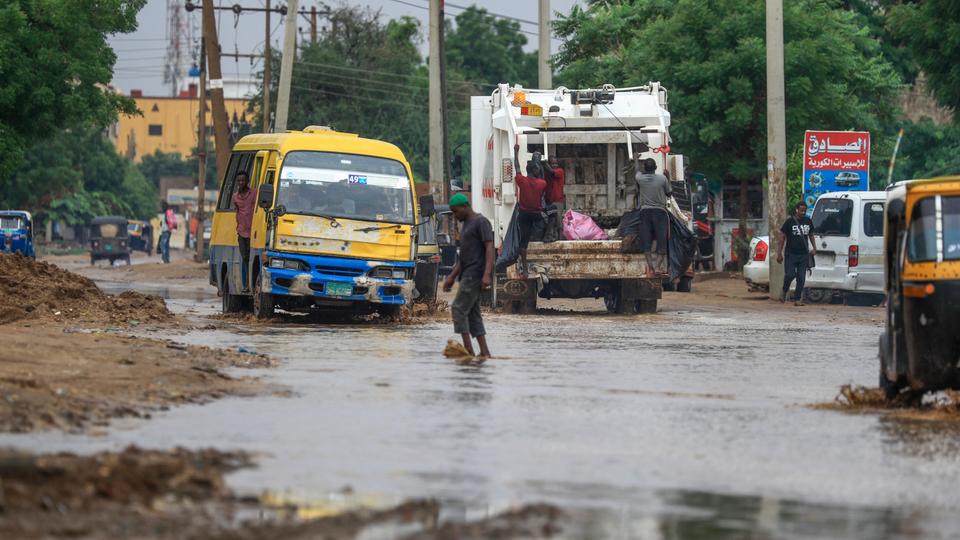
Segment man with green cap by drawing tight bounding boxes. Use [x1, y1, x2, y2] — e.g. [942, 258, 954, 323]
[442, 192, 494, 358]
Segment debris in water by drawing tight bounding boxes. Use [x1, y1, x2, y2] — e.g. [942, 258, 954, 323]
[443, 339, 474, 361]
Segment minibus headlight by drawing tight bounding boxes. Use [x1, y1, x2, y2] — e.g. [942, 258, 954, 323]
[370, 266, 410, 279]
[269, 257, 307, 271]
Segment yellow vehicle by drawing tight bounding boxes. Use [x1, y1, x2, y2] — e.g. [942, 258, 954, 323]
[879, 177, 960, 397]
[209, 126, 426, 319]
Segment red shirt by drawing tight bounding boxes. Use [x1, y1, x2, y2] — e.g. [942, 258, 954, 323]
[233, 189, 256, 238]
[515, 173, 547, 213]
[546, 167, 565, 204]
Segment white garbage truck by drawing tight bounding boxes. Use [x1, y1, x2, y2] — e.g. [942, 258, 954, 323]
[469, 83, 694, 314]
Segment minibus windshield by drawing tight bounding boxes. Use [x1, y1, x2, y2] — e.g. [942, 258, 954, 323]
[276, 151, 414, 224]
[0, 216, 24, 230]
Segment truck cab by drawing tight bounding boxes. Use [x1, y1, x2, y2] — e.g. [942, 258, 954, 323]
[470, 83, 694, 314]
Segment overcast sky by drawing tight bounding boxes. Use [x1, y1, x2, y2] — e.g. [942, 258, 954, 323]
[109, 0, 580, 97]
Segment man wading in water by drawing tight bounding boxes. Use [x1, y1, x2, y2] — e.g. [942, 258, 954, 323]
[443, 193, 494, 358]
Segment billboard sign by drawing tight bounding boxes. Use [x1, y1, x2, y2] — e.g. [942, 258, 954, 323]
[802, 130, 870, 208]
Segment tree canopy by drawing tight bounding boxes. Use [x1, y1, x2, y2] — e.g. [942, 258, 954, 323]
[889, 0, 960, 113]
[0, 0, 144, 180]
[553, 0, 901, 185]
[445, 6, 538, 89]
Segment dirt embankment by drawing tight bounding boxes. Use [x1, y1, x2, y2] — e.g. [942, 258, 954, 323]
[0, 253, 172, 326]
[0, 446, 563, 540]
[0, 254, 276, 433]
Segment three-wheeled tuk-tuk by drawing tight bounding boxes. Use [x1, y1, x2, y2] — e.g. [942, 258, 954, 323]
[0, 211, 35, 258]
[127, 220, 154, 254]
[90, 216, 132, 266]
[879, 177, 960, 397]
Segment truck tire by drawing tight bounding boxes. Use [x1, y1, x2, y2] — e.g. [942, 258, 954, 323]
[252, 271, 275, 320]
[804, 288, 830, 304]
[221, 273, 243, 314]
[506, 299, 536, 314]
[677, 276, 693, 293]
[635, 299, 658, 314]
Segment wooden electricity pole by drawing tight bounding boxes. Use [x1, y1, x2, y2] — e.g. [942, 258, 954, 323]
[201, 0, 231, 180]
[274, 0, 298, 132]
[310, 6, 318, 44]
[766, 0, 787, 297]
[195, 38, 208, 263]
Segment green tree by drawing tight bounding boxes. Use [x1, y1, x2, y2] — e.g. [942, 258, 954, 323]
[8, 127, 158, 224]
[889, 0, 960, 112]
[0, 0, 144, 180]
[446, 6, 539, 88]
[890, 119, 960, 181]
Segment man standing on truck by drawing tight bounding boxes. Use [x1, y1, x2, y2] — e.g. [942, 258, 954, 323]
[232, 172, 256, 292]
[543, 156, 565, 242]
[513, 143, 548, 277]
[776, 201, 817, 306]
[634, 157, 672, 276]
[443, 193, 494, 358]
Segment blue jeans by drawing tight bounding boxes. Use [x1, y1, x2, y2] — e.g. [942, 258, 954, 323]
[159, 231, 171, 264]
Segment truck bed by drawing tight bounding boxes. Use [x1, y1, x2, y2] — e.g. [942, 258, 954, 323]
[509, 240, 653, 280]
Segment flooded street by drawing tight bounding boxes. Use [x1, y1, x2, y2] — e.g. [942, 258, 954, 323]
[5, 272, 960, 538]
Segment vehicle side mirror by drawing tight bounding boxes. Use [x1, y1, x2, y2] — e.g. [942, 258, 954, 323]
[257, 183, 273, 210]
[418, 195, 435, 218]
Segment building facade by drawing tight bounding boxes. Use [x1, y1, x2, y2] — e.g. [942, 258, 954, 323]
[114, 85, 253, 162]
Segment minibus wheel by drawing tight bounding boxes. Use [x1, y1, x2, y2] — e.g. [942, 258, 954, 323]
[252, 272, 274, 320]
[221, 273, 243, 313]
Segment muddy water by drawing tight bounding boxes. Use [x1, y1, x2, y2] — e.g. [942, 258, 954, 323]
[7, 290, 960, 538]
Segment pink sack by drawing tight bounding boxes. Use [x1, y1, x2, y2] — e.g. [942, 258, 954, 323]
[562, 209, 608, 241]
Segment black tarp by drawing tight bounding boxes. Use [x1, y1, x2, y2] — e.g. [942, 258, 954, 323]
[667, 211, 697, 280]
[495, 207, 521, 272]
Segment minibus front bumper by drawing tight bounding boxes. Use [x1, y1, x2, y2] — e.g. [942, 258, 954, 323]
[260, 251, 416, 305]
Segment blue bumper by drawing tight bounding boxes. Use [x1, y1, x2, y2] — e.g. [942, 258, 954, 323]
[261, 251, 416, 305]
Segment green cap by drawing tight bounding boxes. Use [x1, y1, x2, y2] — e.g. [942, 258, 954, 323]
[449, 193, 469, 207]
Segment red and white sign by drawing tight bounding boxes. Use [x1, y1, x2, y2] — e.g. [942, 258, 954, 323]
[803, 131, 870, 172]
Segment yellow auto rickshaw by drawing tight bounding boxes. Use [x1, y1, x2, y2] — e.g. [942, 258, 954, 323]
[879, 177, 960, 397]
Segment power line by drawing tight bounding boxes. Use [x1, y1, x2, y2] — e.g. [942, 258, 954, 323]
[294, 58, 496, 89]
[388, 0, 539, 29]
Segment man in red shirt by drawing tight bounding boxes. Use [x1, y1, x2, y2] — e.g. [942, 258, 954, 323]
[543, 156, 565, 241]
[232, 172, 256, 292]
[513, 143, 547, 277]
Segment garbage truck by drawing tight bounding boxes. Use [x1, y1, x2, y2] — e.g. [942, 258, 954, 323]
[470, 83, 695, 314]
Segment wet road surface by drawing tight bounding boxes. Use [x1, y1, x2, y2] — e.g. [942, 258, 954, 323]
[6, 286, 960, 538]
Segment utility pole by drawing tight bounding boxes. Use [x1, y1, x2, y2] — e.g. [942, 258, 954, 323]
[766, 0, 787, 298]
[538, 0, 552, 89]
[429, 0, 447, 200]
[202, 0, 231, 181]
[274, 0, 299, 132]
[195, 38, 207, 263]
[310, 6, 318, 44]
[264, 0, 271, 132]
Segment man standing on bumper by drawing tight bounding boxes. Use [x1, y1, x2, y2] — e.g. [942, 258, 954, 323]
[635, 157, 672, 276]
[776, 201, 817, 305]
[443, 193, 495, 358]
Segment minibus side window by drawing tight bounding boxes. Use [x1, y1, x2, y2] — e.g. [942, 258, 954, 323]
[217, 152, 255, 211]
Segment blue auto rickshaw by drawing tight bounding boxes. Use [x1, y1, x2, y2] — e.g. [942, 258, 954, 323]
[0, 211, 36, 258]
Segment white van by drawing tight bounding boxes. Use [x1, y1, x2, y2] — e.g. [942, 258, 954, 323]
[805, 191, 885, 303]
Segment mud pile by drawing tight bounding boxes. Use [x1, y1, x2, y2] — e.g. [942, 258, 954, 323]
[0, 253, 172, 325]
[815, 384, 960, 421]
[0, 325, 276, 433]
[1, 445, 565, 539]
